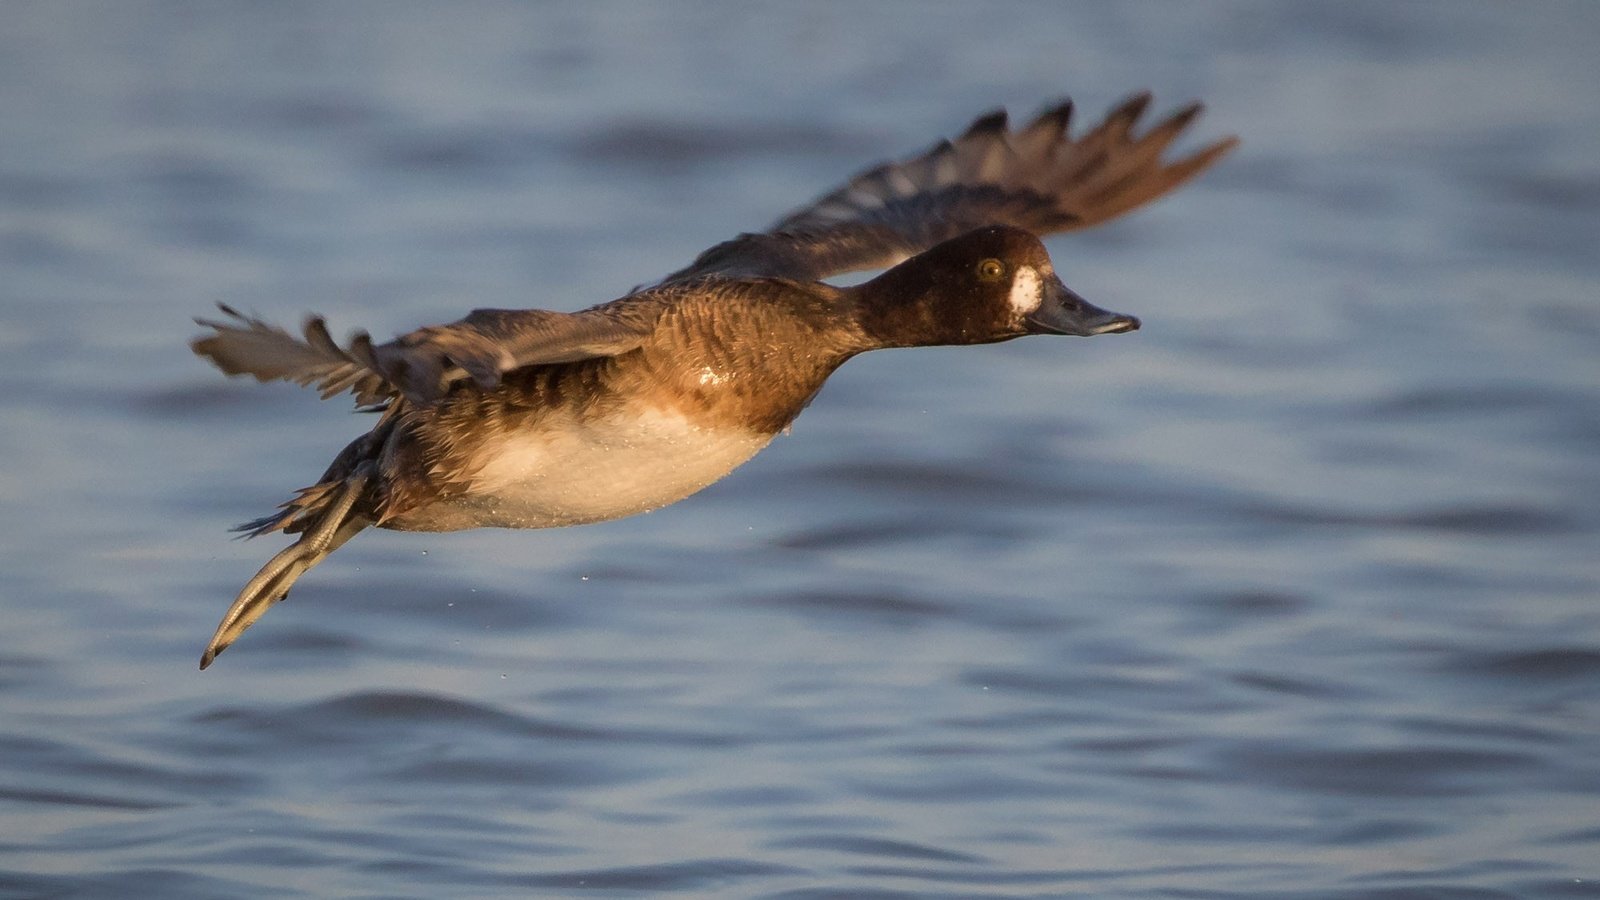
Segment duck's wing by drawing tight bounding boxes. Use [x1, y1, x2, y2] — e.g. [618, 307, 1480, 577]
[373, 303, 662, 402]
[660, 92, 1237, 285]
[193, 299, 663, 406]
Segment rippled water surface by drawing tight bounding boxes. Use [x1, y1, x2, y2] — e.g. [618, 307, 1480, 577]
[3, 2, 1599, 897]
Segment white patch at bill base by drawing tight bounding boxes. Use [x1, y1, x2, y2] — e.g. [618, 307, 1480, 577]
[1008, 265, 1042, 314]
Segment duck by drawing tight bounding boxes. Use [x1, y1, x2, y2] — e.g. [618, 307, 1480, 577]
[192, 91, 1237, 668]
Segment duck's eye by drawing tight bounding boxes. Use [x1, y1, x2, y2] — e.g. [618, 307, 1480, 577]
[976, 258, 1006, 281]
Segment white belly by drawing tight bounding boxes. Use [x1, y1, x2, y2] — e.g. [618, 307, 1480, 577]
[447, 407, 773, 529]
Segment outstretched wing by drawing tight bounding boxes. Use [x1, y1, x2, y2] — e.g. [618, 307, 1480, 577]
[193, 299, 663, 406]
[196, 92, 1235, 403]
[660, 92, 1237, 285]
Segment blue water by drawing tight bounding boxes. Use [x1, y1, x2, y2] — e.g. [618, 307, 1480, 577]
[3, 2, 1599, 897]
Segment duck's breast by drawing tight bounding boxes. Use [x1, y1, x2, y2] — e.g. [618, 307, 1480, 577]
[421, 403, 774, 530]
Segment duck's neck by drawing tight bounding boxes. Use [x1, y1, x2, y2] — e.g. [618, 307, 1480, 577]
[846, 264, 992, 350]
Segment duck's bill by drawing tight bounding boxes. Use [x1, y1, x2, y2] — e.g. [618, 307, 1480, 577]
[1026, 278, 1140, 337]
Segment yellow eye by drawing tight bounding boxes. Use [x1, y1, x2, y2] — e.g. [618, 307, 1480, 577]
[976, 258, 1005, 281]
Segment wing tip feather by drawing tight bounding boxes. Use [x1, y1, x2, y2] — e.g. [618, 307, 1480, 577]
[962, 109, 1009, 138]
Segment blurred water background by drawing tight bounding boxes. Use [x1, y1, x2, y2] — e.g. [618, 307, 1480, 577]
[2, 2, 1598, 897]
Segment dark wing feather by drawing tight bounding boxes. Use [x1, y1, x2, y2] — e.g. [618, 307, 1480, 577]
[192, 298, 664, 406]
[192, 305, 393, 406]
[660, 92, 1237, 284]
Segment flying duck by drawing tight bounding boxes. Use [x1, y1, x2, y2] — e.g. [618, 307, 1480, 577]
[192, 91, 1237, 668]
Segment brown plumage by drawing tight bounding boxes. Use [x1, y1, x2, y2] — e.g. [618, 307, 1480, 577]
[192, 93, 1236, 668]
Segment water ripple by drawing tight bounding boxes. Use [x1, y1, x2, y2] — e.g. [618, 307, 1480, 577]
[517, 858, 805, 891]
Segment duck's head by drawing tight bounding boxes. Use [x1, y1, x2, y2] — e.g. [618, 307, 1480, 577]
[854, 225, 1139, 348]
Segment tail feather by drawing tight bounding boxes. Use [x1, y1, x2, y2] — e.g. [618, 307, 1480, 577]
[231, 480, 346, 539]
[200, 465, 375, 669]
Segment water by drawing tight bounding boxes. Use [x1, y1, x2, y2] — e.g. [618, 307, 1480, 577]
[3, 2, 1599, 896]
